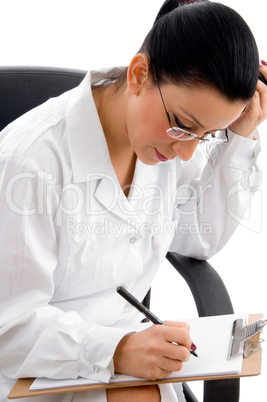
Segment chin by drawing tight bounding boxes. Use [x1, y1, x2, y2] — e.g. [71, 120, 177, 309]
[138, 156, 159, 166]
[135, 148, 161, 166]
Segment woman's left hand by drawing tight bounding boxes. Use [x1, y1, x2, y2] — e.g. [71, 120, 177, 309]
[229, 63, 267, 138]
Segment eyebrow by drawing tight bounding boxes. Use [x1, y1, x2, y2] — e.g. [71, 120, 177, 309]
[179, 107, 205, 129]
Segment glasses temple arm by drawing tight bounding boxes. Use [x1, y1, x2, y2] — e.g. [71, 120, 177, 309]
[152, 64, 172, 127]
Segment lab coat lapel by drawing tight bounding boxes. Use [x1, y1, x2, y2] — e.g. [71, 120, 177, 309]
[93, 158, 158, 227]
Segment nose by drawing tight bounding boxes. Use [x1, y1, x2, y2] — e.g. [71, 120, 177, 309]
[171, 139, 199, 161]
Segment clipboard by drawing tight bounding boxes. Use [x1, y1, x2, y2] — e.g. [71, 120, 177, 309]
[8, 314, 263, 399]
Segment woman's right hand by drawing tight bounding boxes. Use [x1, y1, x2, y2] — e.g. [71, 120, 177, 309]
[113, 321, 193, 380]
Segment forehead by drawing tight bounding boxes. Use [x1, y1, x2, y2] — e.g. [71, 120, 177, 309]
[161, 83, 246, 130]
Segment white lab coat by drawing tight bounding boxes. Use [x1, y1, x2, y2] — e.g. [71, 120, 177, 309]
[0, 70, 261, 402]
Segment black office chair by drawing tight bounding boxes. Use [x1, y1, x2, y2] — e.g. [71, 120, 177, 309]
[0, 66, 240, 402]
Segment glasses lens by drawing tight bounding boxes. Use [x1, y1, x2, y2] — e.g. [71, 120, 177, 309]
[166, 128, 228, 145]
[166, 128, 195, 140]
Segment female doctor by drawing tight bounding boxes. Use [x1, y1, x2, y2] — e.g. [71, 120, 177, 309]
[0, 0, 267, 401]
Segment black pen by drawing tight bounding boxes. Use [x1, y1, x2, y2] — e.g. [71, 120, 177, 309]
[117, 286, 198, 357]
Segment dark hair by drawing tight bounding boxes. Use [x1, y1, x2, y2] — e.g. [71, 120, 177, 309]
[140, 0, 259, 102]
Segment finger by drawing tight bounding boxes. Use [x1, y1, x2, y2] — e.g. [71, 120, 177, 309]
[260, 60, 267, 75]
[162, 341, 191, 362]
[256, 79, 267, 93]
[157, 355, 184, 374]
[258, 64, 267, 92]
[248, 90, 261, 113]
[164, 321, 190, 331]
[139, 364, 174, 381]
[163, 326, 191, 347]
[147, 366, 174, 380]
[255, 84, 267, 119]
[139, 355, 180, 380]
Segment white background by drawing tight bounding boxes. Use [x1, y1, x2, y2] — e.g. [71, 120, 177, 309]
[0, 1, 266, 401]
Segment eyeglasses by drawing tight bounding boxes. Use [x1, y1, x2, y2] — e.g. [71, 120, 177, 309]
[153, 66, 229, 146]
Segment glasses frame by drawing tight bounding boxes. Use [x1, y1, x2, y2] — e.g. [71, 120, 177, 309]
[152, 65, 229, 145]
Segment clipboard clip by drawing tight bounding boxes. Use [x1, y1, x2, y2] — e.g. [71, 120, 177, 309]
[229, 318, 267, 358]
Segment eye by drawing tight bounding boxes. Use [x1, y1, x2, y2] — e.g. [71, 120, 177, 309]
[184, 132, 195, 138]
[173, 114, 191, 131]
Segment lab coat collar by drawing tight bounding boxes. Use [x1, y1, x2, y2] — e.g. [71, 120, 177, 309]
[93, 157, 158, 227]
[65, 69, 158, 226]
[66, 71, 115, 183]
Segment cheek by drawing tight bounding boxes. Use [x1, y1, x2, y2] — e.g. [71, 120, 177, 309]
[137, 105, 167, 141]
[127, 92, 169, 147]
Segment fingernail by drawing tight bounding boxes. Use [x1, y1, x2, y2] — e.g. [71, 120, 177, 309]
[261, 60, 267, 66]
[191, 342, 197, 352]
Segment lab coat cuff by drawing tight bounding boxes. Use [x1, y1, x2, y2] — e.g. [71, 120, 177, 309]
[78, 326, 132, 383]
[214, 128, 261, 171]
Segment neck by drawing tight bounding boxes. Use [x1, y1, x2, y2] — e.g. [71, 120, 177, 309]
[93, 83, 131, 151]
[93, 83, 137, 197]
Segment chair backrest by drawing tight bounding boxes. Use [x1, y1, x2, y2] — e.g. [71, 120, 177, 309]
[0, 64, 152, 308]
[0, 66, 87, 131]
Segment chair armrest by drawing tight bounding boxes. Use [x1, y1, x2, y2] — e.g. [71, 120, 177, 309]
[166, 252, 239, 402]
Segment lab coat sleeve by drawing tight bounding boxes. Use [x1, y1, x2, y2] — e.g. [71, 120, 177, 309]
[0, 154, 129, 383]
[169, 129, 261, 259]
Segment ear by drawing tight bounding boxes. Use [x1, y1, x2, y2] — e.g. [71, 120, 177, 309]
[127, 53, 150, 96]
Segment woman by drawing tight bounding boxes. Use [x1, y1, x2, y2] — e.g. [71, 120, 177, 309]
[0, 0, 266, 401]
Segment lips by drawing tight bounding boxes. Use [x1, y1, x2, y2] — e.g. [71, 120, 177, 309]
[155, 149, 169, 162]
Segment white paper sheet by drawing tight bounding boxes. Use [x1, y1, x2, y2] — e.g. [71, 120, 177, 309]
[30, 313, 247, 391]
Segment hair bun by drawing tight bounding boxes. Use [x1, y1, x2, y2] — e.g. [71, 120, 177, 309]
[155, 0, 203, 22]
[183, 0, 202, 4]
